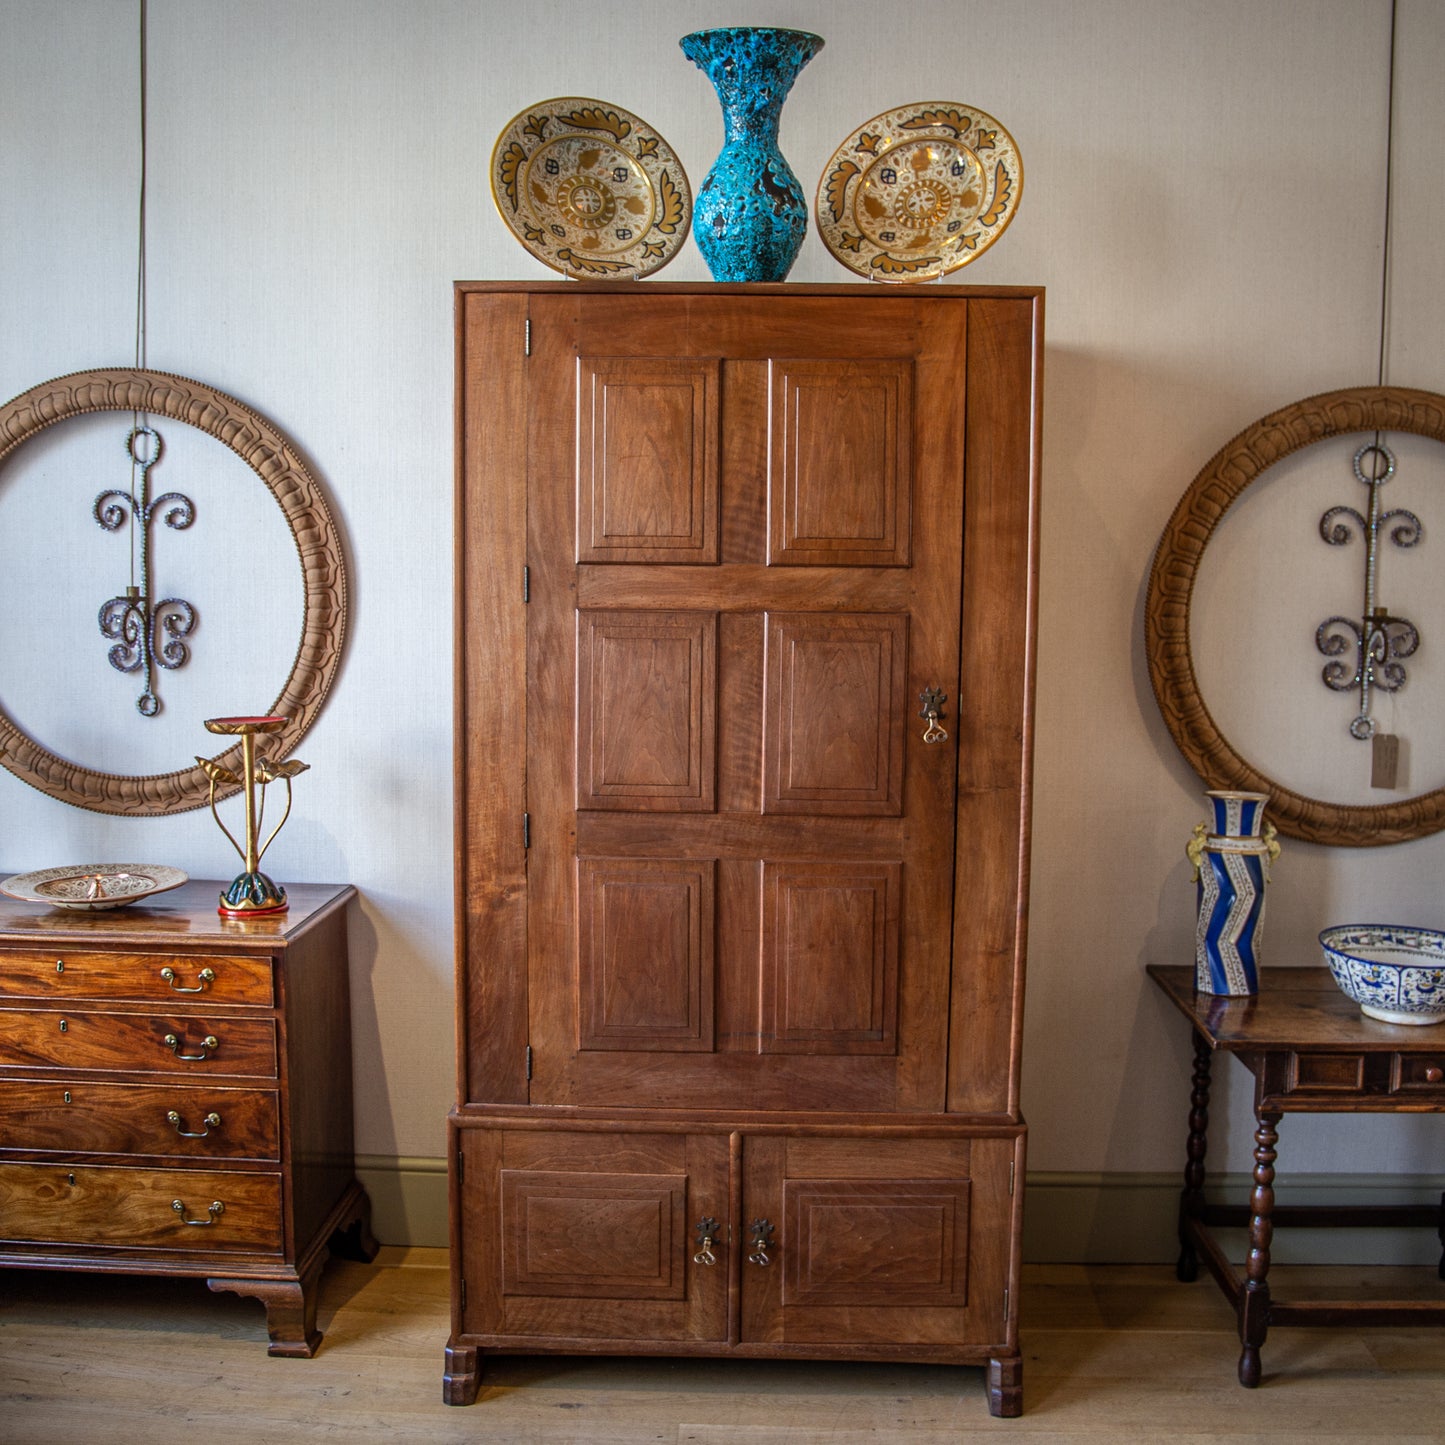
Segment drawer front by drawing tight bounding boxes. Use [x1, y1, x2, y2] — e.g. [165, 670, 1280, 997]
[0, 1009, 278, 1078]
[0, 950, 273, 1006]
[1, 1079, 280, 1160]
[0, 1161, 282, 1253]
[1287, 1052, 1369, 1093]
[1392, 1053, 1445, 1096]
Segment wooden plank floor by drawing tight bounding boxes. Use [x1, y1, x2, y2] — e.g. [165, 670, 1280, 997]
[3, 1249, 1444, 1441]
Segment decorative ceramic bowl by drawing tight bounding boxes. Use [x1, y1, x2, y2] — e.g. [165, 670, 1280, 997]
[1319, 924, 1445, 1025]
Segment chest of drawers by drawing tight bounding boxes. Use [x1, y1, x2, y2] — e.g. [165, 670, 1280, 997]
[0, 880, 374, 1355]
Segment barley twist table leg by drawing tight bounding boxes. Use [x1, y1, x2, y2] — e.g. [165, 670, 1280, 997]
[1238, 1108, 1280, 1388]
[1177, 1029, 1212, 1282]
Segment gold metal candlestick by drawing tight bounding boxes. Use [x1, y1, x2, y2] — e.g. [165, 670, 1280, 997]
[198, 715, 309, 918]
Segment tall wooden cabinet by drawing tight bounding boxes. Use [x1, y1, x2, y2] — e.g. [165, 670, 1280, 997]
[448, 282, 1041, 1417]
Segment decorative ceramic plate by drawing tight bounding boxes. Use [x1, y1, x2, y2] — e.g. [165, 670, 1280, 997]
[490, 97, 692, 279]
[0, 864, 188, 910]
[815, 102, 1023, 283]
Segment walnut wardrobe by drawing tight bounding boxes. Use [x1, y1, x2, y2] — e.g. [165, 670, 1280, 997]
[448, 282, 1041, 1417]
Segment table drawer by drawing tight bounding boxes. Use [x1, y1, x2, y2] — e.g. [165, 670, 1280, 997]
[1391, 1054, 1445, 1096]
[1287, 1052, 1370, 1092]
[0, 950, 273, 1006]
[1, 1079, 279, 1160]
[0, 1009, 277, 1078]
[0, 1162, 282, 1253]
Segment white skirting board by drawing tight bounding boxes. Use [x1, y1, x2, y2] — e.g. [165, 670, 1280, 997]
[356, 1159, 1445, 1264]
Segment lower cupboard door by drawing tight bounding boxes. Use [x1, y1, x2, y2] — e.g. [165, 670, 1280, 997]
[740, 1134, 1018, 1350]
[457, 1128, 728, 1344]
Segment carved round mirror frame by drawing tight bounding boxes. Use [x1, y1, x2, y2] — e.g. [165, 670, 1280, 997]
[0, 368, 347, 816]
[1146, 384, 1445, 847]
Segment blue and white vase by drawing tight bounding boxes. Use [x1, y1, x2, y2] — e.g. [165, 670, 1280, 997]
[679, 26, 823, 282]
[1187, 790, 1280, 996]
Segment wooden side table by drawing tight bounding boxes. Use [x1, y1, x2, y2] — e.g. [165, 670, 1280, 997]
[1148, 964, 1445, 1387]
[0, 880, 376, 1354]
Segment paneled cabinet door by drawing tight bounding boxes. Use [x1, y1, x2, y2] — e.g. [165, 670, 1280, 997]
[523, 294, 968, 1117]
[739, 1134, 1016, 1351]
[456, 1128, 729, 1345]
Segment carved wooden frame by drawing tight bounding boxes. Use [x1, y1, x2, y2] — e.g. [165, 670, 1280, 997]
[0, 368, 347, 815]
[1147, 385, 1445, 847]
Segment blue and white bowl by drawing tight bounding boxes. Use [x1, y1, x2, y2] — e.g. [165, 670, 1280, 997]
[1319, 924, 1445, 1025]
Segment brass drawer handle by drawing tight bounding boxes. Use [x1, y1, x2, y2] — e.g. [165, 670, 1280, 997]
[167, 1109, 222, 1138]
[172, 1198, 224, 1226]
[747, 1217, 775, 1267]
[693, 1215, 719, 1267]
[163, 1032, 219, 1061]
[160, 966, 216, 993]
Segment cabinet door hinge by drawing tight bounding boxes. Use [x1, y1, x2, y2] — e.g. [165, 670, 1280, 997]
[525, 1044, 533, 1080]
[522, 565, 530, 602]
[460, 1278, 467, 1310]
[523, 812, 531, 849]
[524, 318, 532, 356]
[1004, 1285, 1011, 1322]
[1009, 1160, 1016, 1196]
[456, 1148, 464, 1183]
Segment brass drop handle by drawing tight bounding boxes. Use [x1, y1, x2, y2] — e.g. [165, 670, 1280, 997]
[167, 1109, 222, 1138]
[164, 1032, 219, 1061]
[172, 1198, 224, 1226]
[160, 966, 215, 993]
[919, 687, 948, 744]
[747, 1217, 775, 1267]
[693, 1215, 719, 1266]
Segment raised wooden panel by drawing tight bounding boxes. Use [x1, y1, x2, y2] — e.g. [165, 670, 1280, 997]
[577, 357, 719, 564]
[500, 1168, 687, 1300]
[577, 859, 715, 1051]
[768, 359, 912, 567]
[782, 1177, 971, 1307]
[763, 612, 907, 815]
[761, 862, 900, 1054]
[577, 609, 717, 812]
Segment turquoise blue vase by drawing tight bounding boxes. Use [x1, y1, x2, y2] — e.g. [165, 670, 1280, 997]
[680, 27, 823, 282]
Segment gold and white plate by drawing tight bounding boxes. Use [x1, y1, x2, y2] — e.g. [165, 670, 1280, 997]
[490, 97, 691, 280]
[815, 102, 1022, 283]
[0, 863, 188, 910]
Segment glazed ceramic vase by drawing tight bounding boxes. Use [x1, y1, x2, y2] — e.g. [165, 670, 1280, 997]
[680, 26, 823, 282]
[1187, 790, 1280, 996]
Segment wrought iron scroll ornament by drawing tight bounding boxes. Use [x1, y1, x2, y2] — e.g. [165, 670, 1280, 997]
[1315, 441, 1422, 739]
[95, 424, 197, 716]
[0, 369, 347, 817]
[1145, 386, 1445, 848]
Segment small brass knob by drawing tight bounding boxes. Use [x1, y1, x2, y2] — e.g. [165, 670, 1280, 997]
[1425, 1065, 1443, 1084]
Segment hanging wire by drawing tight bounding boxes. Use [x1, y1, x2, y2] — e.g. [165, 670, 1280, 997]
[134, 0, 147, 378]
[129, 0, 149, 589]
[1376, 0, 1397, 400]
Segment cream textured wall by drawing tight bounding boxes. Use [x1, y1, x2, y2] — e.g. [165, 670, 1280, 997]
[3, 0, 1443, 1248]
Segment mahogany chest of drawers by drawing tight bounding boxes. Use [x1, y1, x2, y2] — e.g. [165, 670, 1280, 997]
[0, 880, 374, 1354]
